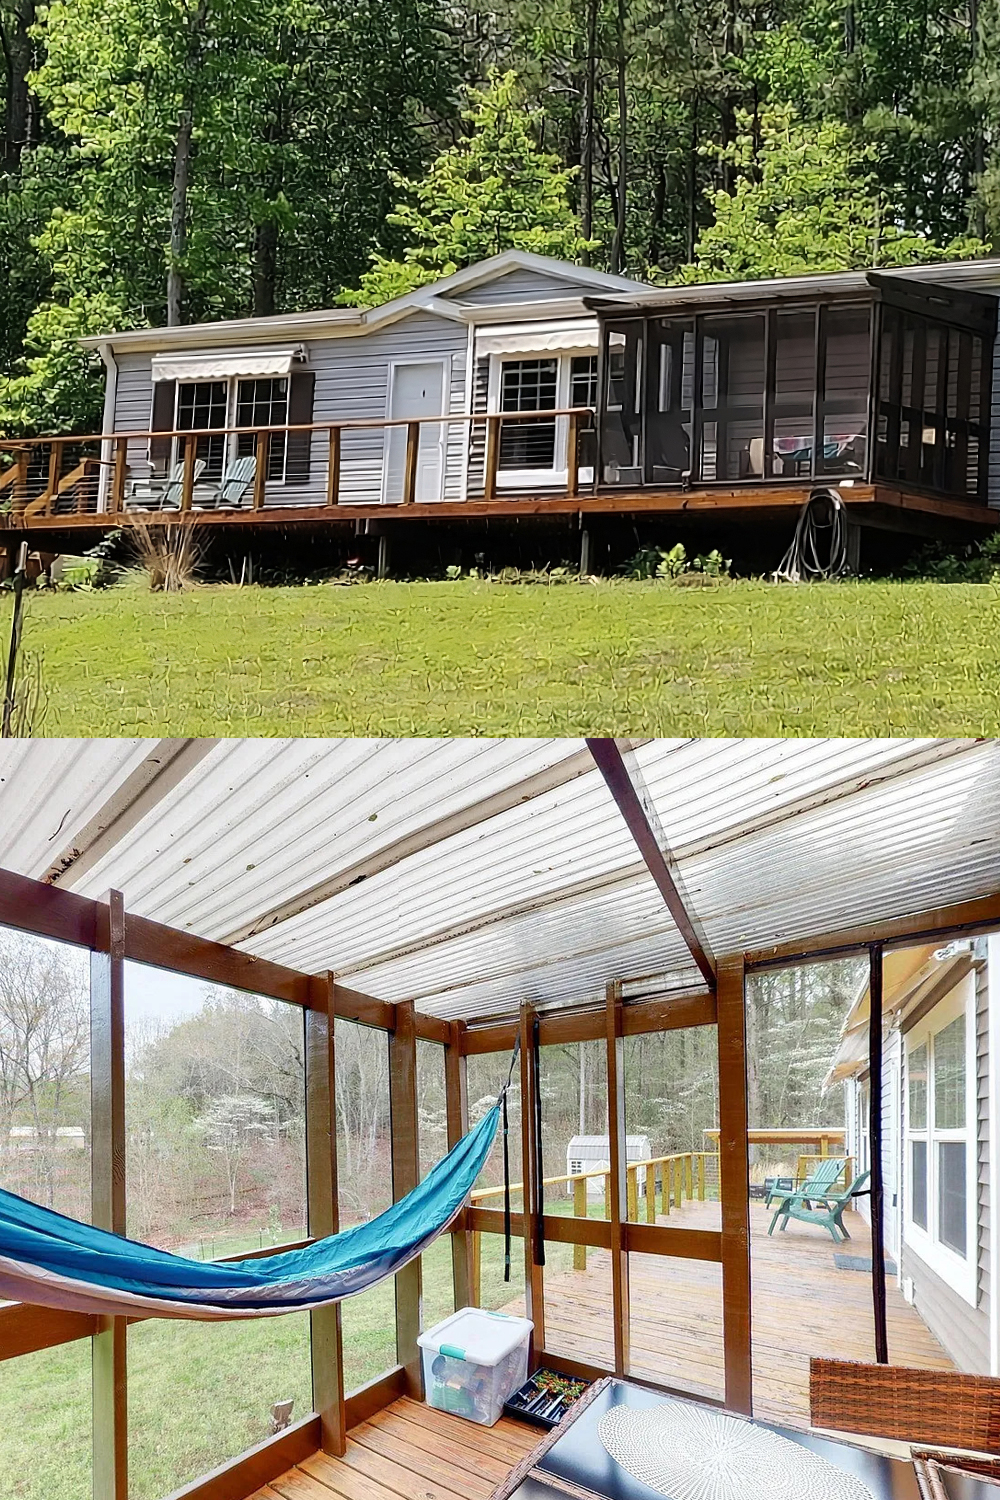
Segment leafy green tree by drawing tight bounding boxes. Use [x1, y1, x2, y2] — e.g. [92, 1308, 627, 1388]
[677, 104, 985, 282]
[340, 72, 596, 307]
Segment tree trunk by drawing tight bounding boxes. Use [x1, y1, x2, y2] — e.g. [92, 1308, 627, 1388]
[252, 218, 278, 317]
[720, 0, 738, 195]
[1, 0, 36, 168]
[167, 103, 193, 327]
[687, 98, 699, 262]
[610, 0, 627, 273]
[580, 0, 599, 258]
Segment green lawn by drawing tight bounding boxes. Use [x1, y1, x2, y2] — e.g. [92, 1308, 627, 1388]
[11, 576, 1000, 734]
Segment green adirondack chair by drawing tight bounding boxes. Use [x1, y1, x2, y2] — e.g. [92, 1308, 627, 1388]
[768, 1163, 871, 1242]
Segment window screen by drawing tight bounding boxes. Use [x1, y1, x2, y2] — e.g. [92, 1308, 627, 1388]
[934, 1014, 965, 1130]
[176, 381, 229, 479]
[499, 359, 557, 469]
[938, 1141, 967, 1256]
[908, 1043, 927, 1130]
[570, 356, 598, 410]
[911, 1139, 928, 1229]
[235, 378, 288, 480]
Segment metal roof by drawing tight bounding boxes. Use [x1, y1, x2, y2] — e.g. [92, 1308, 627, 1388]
[7, 738, 1000, 1022]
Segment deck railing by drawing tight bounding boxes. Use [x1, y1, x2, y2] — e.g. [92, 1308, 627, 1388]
[0, 407, 597, 524]
[467, 1151, 719, 1296]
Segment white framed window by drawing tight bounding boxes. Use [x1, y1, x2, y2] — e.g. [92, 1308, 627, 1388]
[487, 352, 597, 488]
[170, 376, 289, 483]
[904, 976, 977, 1304]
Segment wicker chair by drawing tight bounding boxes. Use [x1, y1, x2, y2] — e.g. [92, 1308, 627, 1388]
[810, 1358, 1000, 1454]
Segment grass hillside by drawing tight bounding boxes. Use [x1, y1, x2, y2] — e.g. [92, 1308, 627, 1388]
[9, 577, 1000, 735]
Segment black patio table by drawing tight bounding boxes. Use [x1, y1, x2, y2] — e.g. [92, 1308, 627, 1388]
[492, 1377, 987, 1500]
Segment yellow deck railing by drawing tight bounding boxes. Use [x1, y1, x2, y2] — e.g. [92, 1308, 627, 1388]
[467, 1151, 720, 1298]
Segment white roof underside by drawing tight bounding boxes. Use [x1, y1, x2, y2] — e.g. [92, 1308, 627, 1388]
[6, 738, 999, 1023]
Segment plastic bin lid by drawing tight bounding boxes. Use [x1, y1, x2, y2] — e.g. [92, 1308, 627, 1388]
[417, 1306, 533, 1366]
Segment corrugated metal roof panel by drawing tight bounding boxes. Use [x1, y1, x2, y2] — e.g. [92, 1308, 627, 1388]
[0, 737, 996, 1020]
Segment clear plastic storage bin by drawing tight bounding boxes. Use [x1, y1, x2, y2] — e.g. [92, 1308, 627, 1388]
[418, 1307, 533, 1426]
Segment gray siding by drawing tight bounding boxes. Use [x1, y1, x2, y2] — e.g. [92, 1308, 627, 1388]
[900, 959, 991, 1374]
[990, 336, 1000, 507]
[451, 268, 603, 305]
[111, 312, 470, 507]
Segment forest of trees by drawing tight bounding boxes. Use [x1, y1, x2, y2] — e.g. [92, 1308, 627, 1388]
[0, 0, 997, 435]
[0, 929, 865, 1238]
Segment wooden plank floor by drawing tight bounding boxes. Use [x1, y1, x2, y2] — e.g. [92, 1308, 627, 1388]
[505, 1199, 953, 1427]
[254, 1202, 955, 1499]
[249, 1396, 534, 1500]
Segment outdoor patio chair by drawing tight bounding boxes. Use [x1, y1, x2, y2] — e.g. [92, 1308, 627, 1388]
[196, 452, 258, 510]
[767, 1158, 868, 1241]
[811, 1358, 1000, 1452]
[131, 457, 206, 510]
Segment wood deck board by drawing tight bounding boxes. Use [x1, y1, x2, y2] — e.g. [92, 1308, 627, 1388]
[502, 1200, 953, 1425]
[253, 1202, 954, 1499]
[249, 1397, 527, 1500]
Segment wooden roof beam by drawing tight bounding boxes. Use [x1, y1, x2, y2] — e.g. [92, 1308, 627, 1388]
[587, 738, 717, 989]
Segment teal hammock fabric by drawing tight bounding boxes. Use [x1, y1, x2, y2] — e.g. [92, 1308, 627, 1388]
[0, 1104, 500, 1320]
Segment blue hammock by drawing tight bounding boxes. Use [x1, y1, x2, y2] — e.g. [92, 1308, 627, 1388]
[0, 1104, 500, 1320]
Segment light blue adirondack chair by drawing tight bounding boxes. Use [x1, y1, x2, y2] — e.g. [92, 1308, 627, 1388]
[768, 1162, 871, 1243]
[199, 452, 258, 510]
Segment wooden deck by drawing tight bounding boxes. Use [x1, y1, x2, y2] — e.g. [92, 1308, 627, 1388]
[507, 1199, 953, 1427]
[253, 1202, 954, 1500]
[249, 1395, 533, 1500]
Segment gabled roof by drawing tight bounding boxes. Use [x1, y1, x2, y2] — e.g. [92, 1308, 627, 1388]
[80, 251, 651, 356]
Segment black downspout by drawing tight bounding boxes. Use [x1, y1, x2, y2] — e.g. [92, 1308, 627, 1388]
[868, 942, 888, 1363]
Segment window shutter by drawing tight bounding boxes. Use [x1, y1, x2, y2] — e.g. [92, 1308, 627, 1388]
[284, 371, 315, 485]
[149, 381, 176, 475]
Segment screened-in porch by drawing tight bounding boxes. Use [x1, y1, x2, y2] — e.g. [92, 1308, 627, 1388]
[0, 738, 999, 1500]
[592, 275, 997, 505]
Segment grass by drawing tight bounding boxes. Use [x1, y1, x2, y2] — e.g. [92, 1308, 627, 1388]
[11, 575, 1000, 734]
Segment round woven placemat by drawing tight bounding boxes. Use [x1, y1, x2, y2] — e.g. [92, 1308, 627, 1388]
[598, 1399, 875, 1500]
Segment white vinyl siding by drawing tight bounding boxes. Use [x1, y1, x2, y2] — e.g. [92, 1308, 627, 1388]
[113, 313, 469, 507]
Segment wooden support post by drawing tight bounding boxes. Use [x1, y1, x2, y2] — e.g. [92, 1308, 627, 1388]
[484, 415, 500, 503]
[698, 1154, 706, 1201]
[566, 410, 580, 499]
[605, 981, 630, 1378]
[389, 999, 422, 1394]
[111, 438, 128, 514]
[471, 1230, 482, 1307]
[180, 435, 196, 511]
[445, 1021, 474, 1309]
[645, 1164, 656, 1223]
[519, 1002, 545, 1363]
[573, 1176, 587, 1269]
[327, 428, 341, 506]
[664, 1161, 671, 1215]
[402, 422, 420, 505]
[626, 1164, 638, 1224]
[253, 432, 269, 511]
[45, 440, 62, 507]
[685, 1155, 693, 1199]
[717, 954, 752, 1415]
[306, 973, 346, 1456]
[604, 1171, 611, 1220]
[12, 451, 29, 518]
[91, 891, 127, 1500]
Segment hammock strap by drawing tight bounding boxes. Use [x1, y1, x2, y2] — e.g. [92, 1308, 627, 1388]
[499, 1035, 520, 1283]
[532, 1015, 545, 1269]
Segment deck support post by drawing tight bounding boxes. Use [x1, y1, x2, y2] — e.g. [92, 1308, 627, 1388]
[377, 533, 391, 580]
[579, 524, 591, 576]
[484, 415, 500, 503]
[306, 972, 346, 1455]
[403, 422, 420, 505]
[605, 980, 630, 1377]
[327, 429, 341, 506]
[180, 436, 196, 511]
[389, 999, 423, 1395]
[91, 890, 127, 1500]
[253, 432, 269, 511]
[445, 1020, 474, 1309]
[520, 1001, 546, 1365]
[717, 953, 752, 1415]
[111, 438, 128, 514]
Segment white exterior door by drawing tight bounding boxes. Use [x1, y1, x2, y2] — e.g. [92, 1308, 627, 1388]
[384, 361, 446, 503]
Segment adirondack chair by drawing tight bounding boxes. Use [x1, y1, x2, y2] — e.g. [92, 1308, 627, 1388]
[198, 452, 258, 510]
[764, 1155, 844, 1210]
[768, 1164, 871, 1242]
[129, 457, 207, 510]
